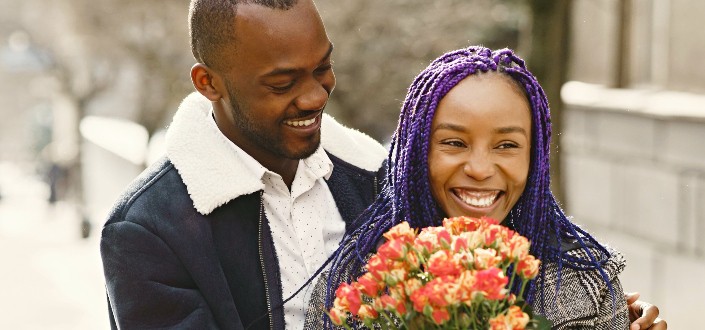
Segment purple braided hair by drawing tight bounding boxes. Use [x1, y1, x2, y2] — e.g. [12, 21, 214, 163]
[322, 46, 615, 327]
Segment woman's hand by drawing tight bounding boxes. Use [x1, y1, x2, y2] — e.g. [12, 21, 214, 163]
[626, 292, 667, 329]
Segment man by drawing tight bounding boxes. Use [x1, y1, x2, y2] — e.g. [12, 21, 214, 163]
[102, 0, 385, 328]
[101, 0, 665, 329]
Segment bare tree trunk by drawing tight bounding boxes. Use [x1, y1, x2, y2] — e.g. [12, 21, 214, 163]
[526, 0, 573, 204]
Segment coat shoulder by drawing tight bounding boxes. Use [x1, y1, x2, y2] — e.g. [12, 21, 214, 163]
[103, 157, 193, 229]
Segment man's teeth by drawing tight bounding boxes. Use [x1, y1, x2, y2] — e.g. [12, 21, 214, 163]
[285, 118, 316, 127]
[455, 190, 499, 208]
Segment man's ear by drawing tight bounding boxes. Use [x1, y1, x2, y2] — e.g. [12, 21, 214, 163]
[191, 63, 222, 101]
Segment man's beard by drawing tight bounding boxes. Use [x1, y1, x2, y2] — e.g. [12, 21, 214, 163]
[225, 80, 321, 160]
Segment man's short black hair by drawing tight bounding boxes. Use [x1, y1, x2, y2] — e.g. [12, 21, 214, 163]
[188, 0, 299, 70]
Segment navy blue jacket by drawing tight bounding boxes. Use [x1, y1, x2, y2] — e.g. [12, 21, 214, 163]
[101, 155, 382, 329]
[100, 93, 388, 329]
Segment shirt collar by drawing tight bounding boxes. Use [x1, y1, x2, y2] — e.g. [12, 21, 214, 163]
[208, 109, 334, 182]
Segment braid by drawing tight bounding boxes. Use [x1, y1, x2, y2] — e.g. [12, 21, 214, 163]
[322, 46, 616, 327]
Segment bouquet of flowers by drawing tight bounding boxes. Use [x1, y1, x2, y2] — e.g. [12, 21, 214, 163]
[328, 216, 551, 329]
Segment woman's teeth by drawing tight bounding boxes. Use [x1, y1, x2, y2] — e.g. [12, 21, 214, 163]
[454, 189, 499, 208]
[285, 117, 316, 127]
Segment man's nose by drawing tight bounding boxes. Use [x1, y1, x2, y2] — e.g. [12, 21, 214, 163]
[295, 79, 329, 111]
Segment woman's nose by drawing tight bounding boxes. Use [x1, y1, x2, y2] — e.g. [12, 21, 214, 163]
[462, 151, 495, 181]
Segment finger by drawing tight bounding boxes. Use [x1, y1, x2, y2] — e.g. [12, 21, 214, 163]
[625, 291, 640, 305]
[650, 318, 667, 330]
[631, 303, 660, 329]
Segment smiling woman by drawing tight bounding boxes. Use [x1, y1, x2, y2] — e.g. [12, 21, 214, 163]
[428, 73, 531, 222]
[309, 46, 631, 329]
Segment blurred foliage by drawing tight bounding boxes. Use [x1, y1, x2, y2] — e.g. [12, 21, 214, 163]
[2, 0, 193, 135]
[317, 0, 529, 140]
[3, 0, 529, 141]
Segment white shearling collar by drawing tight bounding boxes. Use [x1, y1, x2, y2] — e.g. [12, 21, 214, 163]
[165, 92, 387, 215]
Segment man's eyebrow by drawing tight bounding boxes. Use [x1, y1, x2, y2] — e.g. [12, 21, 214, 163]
[321, 43, 334, 63]
[262, 43, 334, 78]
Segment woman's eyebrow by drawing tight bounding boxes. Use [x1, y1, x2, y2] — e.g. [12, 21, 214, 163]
[495, 126, 527, 135]
[433, 123, 467, 133]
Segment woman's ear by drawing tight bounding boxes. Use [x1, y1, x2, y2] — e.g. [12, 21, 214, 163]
[191, 63, 222, 101]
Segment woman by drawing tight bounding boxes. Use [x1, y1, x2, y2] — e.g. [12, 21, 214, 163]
[307, 46, 631, 329]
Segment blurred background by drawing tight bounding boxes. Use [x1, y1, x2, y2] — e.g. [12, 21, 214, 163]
[1, 0, 703, 328]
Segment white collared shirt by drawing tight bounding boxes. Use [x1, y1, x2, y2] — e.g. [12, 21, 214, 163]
[208, 113, 345, 329]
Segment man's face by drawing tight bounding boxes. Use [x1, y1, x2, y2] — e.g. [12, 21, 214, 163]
[427, 74, 531, 222]
[215, 0, 335, 168]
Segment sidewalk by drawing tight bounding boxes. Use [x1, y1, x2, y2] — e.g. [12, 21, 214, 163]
[0, 162, 108, 330]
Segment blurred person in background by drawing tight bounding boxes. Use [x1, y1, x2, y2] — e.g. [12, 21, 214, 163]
[99, 0, 665, 329]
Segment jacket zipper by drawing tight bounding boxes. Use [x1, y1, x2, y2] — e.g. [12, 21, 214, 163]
[257, 192, 274, 329]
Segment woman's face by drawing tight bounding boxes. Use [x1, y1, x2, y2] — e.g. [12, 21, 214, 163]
[428, 73, 532, 222]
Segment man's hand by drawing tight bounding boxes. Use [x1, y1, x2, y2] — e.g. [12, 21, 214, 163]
[625, 292, 667, 330]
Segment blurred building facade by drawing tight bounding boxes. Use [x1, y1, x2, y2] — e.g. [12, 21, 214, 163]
[562, 0, 705, 327]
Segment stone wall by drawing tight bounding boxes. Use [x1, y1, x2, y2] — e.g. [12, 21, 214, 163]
[561, 82, 705, 328]
[565, 0, 705, 326]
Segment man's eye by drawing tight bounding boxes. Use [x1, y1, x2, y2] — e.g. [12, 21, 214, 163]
[270, 81, 295, 93]
[315, 63, 333, 74]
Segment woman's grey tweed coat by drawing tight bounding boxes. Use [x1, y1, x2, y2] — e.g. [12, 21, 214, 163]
[304, 244, 629, 329]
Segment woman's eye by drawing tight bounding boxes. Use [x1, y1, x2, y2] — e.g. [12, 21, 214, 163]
[440, 140, 466, 148]
[497, 142, 519, 149]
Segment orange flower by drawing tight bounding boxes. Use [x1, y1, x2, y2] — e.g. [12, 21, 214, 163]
[474, 248, 500, 270]
[458, 231, 484, 250]
[410, 278, 454, 313]
[472, 267, 508, 300]
[484, 224, 506, 247]
[328, 307, 347, 326]
[452, 234, 469, 252]
[456, 270, 477, 303]
[501, 233, 530, 262]
[378, 238, 407, 261]
[366, 254, 390, 281]
[403, 278, 423, 297]
[404, 250, 421, 270]
[489, 314, 510, 330]
[427, 250, 463, 277]
[427, 277, 456, 307]
[383, 221, 417, 243]
[480, 216, 500, 226]
[416, 226, 453, 253]
[379, 294, 408, 315]
[516, 255, 540, 280]
[386, 262, 410, 285]
[334, 282, 362, 314]
[357, 304, 379, 320]
[453, 250, 474, 269]
[333, 217, 542, 328]
[506, 305, 530, 329]
[443, 216, 481, 234]
[355, 272, 383, 297]
[431, 308, 451, 325]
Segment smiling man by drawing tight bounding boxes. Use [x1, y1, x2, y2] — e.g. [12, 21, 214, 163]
[100, 0, 386, 329]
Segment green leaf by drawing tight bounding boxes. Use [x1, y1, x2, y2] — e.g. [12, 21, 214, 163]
[527, 315, 553, 330]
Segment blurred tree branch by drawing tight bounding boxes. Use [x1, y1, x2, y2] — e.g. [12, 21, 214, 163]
[526, 0, 572, 202]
